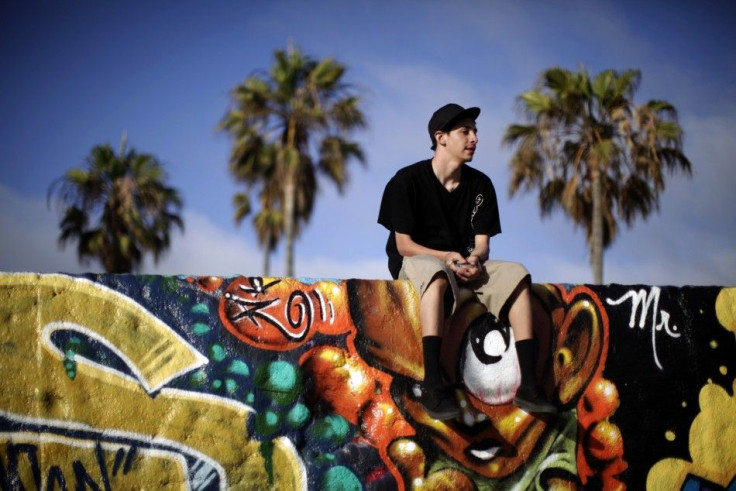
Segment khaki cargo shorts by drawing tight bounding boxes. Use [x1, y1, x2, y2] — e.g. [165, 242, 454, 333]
[399, 254, 530, 319]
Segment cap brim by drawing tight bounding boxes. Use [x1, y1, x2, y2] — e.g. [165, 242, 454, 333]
[441, 107, 480, 131]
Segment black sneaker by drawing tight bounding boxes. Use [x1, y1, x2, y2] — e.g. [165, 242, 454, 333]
[514, 385, 557, 413]
[420, 385, 461, 421]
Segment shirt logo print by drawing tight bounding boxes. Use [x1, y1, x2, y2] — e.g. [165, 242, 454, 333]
[471, 194, 484, 227]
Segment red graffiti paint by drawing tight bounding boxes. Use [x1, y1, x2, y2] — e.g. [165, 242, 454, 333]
[219, 277, 352, 351]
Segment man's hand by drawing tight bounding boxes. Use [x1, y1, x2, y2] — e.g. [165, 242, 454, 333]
[445, 252, 481, 283]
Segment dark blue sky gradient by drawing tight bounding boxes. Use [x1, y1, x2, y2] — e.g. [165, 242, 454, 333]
[1, 1, 734, 284]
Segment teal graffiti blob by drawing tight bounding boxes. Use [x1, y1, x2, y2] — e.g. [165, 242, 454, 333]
[192, 322, 211, 335]
[255, 409, 281, 437]
[254, 360, 302, 406]
[320, 465, 361, 491]
[191, 303, 210, 314]
[286, 403, 311, 429]
[308, 414, 352, 450]
[227, 359, 250, 377]
[209, 343, 227, 362]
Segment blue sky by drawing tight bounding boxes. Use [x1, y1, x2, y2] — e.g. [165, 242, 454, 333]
[1, 1, 734, 285]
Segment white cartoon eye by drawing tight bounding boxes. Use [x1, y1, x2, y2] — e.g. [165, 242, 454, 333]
[460, 314, 520, 405]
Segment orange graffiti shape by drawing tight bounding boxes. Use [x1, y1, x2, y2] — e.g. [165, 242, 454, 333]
[219, 277, 351, 351]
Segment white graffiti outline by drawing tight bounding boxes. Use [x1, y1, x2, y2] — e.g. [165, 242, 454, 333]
[1, 409, 223, 490]
[42, 322, 209, 395]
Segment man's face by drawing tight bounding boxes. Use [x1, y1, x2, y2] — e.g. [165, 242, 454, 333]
[439, 119, 478, 162]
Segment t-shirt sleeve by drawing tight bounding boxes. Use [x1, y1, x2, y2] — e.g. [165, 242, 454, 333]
[378, 173, 415, 234]
[471, 177, 502, 237]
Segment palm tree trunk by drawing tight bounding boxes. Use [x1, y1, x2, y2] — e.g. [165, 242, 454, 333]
[591, 164, 604, 284]
[283, 170, 296, 277]
[283, 117, 298, 278]
[263, 242, 271, 276]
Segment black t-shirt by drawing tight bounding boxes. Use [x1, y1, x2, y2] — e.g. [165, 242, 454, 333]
[378, 159, 501, 278]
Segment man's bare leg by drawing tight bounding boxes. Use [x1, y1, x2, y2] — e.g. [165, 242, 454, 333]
[419, 273, 447, 337]
[507, 281, 533, 341]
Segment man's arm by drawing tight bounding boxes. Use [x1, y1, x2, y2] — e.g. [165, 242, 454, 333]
[395, 232, 476, 281]
[468, 234, 490, 266]
[395, 232, 463, 263]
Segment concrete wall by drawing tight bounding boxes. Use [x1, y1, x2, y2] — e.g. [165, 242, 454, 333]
[1, 273, 734, 490]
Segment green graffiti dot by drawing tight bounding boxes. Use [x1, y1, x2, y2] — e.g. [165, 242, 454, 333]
[66, 370, 76, 380]
[64, 360, 75, 370]
[255, 360, 301, 405]
[65, 349, 76, 360]
[227, 359, 250, 376]
[189, 369, 207, 387]
[68, 336, 82, 347]
[255, 410, 281, 437]
[192, 322, 211, 335]
[212, 379, 223, 389]
[286, 403, 311, 429]
[161, 277, 179, 293]
[191, 303, 210, 314]
[320, 466, 361, 491]
[245, 392, 255, 404]
[225, 378, 239, 395]
[209, 343, 227, 362]
[310, 414, 351, 447]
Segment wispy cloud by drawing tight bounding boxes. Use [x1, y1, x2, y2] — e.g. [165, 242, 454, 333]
[0, 183, 256, 275]
[0, 183, 390, 280]
[0, 183, 83, 274]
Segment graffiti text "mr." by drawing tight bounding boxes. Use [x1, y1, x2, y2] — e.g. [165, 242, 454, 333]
[606, 287, 680, 370]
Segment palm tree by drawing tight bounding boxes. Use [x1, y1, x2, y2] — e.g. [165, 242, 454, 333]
[503, 67, 691, 283]
[48, 134, 183, 273]
[219, 44, 366, 277]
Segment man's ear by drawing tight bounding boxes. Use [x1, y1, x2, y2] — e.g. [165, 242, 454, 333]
[434, 130, 446, 147]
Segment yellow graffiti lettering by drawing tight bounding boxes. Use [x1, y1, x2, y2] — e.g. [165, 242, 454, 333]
[0, 273, 304, 490]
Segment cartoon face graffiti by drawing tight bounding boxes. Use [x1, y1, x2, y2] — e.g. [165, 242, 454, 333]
[346, 280, 613, 483]
[441, 288, 521, 407]
[215, 275, 620, 487]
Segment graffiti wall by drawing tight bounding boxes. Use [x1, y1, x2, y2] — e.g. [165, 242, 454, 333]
[0, 273, 734, 490]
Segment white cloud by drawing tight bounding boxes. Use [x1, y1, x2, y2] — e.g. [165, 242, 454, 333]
[0, 184, 262, 276]
[139, 211, 262, 276]
[0, 183, 389, 280]
[0, 184, 84, 274]
[362, 62, 487, 169]
[294, 256, 389, 281]
[604, 250, 736, 287]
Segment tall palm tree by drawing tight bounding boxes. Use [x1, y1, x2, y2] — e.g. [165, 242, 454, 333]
[48, 134, 183, 273]
[503, 67, 691, 283]
[219, 44, 366, 277]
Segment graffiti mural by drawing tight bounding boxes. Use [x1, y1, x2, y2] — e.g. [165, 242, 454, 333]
[0, 273, 734, 489]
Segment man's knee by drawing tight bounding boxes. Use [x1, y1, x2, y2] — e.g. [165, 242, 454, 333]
[425, 271, 449, 294]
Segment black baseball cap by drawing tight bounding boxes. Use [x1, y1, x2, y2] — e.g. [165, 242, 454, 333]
[428, 103, 481, 150]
